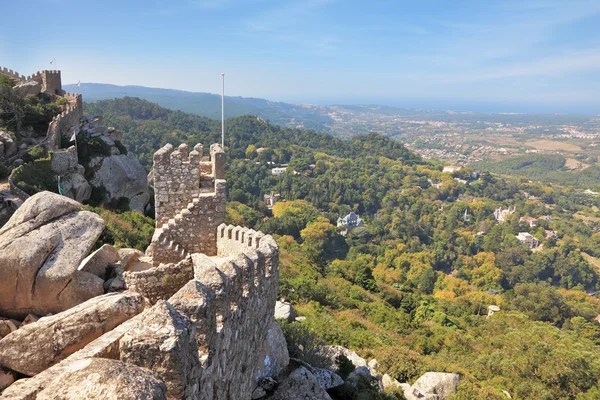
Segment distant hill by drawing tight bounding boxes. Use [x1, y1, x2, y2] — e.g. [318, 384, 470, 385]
[66, 83, 597, 139]
[64, 83, 334, 132]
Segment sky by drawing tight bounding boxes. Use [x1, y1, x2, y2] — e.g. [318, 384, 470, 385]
[1, 0, 600, 114]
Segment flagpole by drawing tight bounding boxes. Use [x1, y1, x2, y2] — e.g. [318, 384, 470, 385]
[221, 73, 225, 149]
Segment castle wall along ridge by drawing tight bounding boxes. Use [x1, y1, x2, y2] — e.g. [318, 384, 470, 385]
[3, 143, 281, 399]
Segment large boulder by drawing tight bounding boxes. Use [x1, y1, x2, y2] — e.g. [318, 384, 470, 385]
[382, 373, 402, 391]
[0, 192, 106, 319]
[255, 321, 290, 381]
[118, 300, 197, 399]
[61, 171, 92, 203]
[312, 368, 344, 390]
[78, 244, 120, 279]
[34, 358, 167, 400]
[271, 366, 332, 400]
[0, 130, 17, 159]
[319, 345, 368, 368]
[409, 372, 460, 400]
[89, 154, 150, 212]
[274, 300, 296, 322]
[0, 292, 145, 376]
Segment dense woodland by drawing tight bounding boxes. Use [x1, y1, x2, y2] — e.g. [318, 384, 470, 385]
[39, 97, 600, 398]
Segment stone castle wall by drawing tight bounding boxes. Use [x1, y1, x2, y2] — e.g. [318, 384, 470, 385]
[0, 68, 64, 95]
[151, 143, 226, 265]
[4, 224, 280, 400]
[0, 67, 26, 82]
[45, 93, 83, 150]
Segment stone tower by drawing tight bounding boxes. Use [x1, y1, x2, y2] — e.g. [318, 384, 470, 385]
[149, 143, 226, 265]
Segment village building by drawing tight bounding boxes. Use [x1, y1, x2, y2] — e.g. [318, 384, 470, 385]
[443, 165, 461, 173]
[264, 192, 281, 210]
[520, 216, 538, 227]
[337, 211, 364, 235]
[516, 232, 539, 248]
[271, 167, 287, 175]
[494, 206, 516, 222]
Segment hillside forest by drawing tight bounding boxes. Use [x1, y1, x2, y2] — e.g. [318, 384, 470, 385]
[15, 97, 600, 399]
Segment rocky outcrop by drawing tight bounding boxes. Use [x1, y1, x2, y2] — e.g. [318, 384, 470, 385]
[89, 154, 150, 212]
[13, 81, 41, 97]
[0, 292, 145, 376]
[60, 170, 92, 203]
[0, 192, 105, 319]
[382, 373, 402, 391]
[34, 358, 167, 400]
[271, 366, 332, 400]
[45, 115, 150, 211]
[313, 368, 344, 390]
[78, 244, 120, 279]
[119, 300, 196, 399]
[0, 131, 17, 160]
[405, 372, 460, 400]
[275, 300, 297, 322]
[255, 321, 290, 381]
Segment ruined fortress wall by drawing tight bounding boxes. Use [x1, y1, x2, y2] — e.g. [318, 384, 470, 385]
[45, 93, 83, 150]
[123, 257, 194, 304]
[4, 226, 280, 400]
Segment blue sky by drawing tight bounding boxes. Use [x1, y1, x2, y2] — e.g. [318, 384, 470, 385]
[1, 0, 600, 113]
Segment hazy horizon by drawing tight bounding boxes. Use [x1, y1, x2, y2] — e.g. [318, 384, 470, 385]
[65, 81, 600, 116]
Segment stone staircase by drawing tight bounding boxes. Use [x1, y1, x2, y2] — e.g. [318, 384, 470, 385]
[153, 188, 213, 264]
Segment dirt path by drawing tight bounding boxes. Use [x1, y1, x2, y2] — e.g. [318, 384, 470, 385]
[0, 177, 9, 191]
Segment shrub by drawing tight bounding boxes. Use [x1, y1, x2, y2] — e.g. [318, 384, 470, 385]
[11, 156, 57, 195]
[55, 97, 68, 106]
[76, 131, 112, 164]
[336, 354, 355, 379]
[279, 321, 332, 369]
[87, 206, 155, 251]
[0, 75, 14, 88]
[23, 145, 46, 162]
[0, 163, 11, 178]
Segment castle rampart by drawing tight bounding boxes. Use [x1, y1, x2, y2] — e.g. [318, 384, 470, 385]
[0, 68, 64, 95]
[4, 225, 280, 400]
[0, 67, 26, 82]
[45, 93, 83, 150]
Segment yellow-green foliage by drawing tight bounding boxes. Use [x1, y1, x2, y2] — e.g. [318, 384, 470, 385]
[87, 206, 154, 251]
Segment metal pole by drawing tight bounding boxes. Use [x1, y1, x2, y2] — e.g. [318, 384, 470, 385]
[221, 73, 225, 149]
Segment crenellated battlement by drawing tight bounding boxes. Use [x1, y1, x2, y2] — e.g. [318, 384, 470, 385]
[0, 67, 26, 82]
[45, 93, 83, 150]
